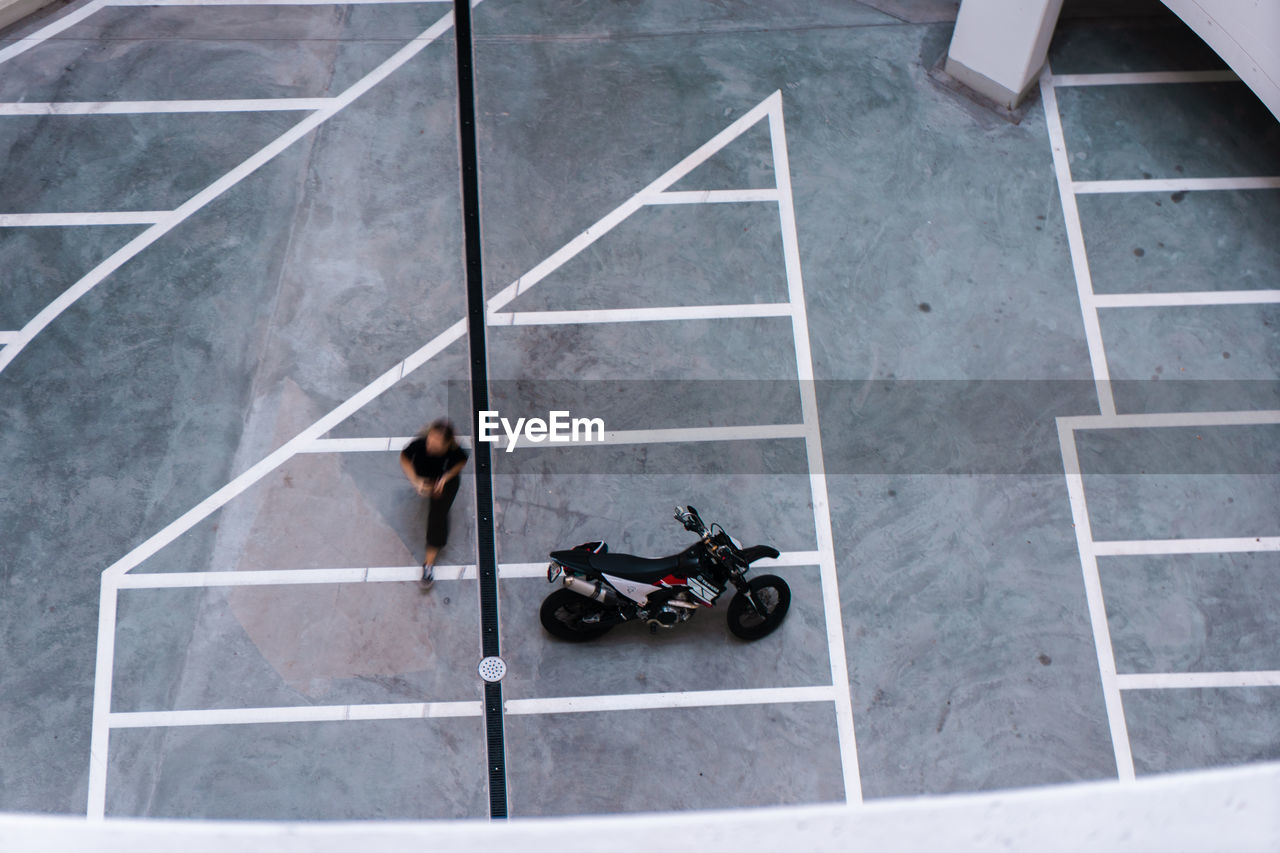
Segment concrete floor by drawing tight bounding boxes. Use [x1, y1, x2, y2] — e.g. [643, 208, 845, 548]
[1, 0, 1277, 820]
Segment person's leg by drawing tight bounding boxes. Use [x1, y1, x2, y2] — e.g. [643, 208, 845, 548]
[421, 478, 461, 588]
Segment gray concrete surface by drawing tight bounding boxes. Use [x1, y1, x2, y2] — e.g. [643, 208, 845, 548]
[1, 0, 1276, 822]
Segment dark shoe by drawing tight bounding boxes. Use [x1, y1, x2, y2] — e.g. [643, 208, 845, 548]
[419, 563, 434, 591]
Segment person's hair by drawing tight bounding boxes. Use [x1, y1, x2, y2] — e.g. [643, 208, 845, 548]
[420, 418, 456, 445]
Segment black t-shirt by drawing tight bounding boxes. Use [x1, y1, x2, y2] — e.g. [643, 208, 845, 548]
[402, 437, 468, 481]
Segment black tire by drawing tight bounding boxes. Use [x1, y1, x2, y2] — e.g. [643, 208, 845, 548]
[726, 575, 791, 640]
[540, 588, 615, 642]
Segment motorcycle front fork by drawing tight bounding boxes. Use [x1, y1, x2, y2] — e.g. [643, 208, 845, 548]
[729, 571, 766, 617]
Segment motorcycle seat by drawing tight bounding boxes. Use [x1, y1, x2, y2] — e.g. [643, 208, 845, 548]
[591, 552, 682, 583]
[550, 549, 681, 583]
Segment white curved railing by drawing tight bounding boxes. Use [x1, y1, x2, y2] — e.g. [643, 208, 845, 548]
[3, 761, 1280, 852]
[1159, 0, 1280, 120]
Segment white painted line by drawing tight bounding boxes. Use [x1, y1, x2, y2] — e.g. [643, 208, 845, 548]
[0, 211, 167, 226]
[1040, 67, 1115, 417]
[0, 0, 108, 66]
[0, 332, 17, 344]
[112, 551, 825, 588]
[0, 8, 460, 376]
[1058, 421, 1136, 782]
[1117, 671, 1280, 690]
[109, 701, 482, 729]
[0, 99, 333, 116]
[1094, 537, 1280, 557]
[504, 685, 836, 716]
[488, 302, 793, 326]
[1074, 176, 1280, 194]
[488, 92, 781, 312]
[1051, 70, 1240, 87]
[638, 189, 782, 205]
[117, 566, 421, 588]
[769, 94, 862, 805]
[1093, 290, 1280, 308]
[85, 574, 119, 821]
[1059, 410, 1280, 431]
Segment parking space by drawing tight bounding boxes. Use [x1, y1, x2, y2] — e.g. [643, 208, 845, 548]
[106, 716, 488, 819]
[1, 0, 1277, 823]
[503, 702, 845, 816]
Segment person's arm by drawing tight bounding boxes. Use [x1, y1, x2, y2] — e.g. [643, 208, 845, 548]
[400, 451, 432, 496]
[431, 450, 467, 495]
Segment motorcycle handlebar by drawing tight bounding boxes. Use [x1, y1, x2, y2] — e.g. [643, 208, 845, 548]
[673, 505, 706, 534]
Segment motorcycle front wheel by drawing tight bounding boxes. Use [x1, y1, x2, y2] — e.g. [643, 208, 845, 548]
[726, 575, 791, 640]
[540, 589, 615, 641]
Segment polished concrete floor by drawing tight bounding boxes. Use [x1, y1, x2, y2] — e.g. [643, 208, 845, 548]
[1, 0, 1277, 820]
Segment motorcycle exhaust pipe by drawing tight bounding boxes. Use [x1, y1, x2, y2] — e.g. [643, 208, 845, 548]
[562, 574, 618, 605]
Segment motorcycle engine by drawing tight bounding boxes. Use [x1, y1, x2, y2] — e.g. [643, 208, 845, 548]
[645, 606, 686, 629]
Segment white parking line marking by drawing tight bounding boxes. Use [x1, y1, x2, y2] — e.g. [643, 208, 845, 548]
[769, 95, 861, 804]
[1058, 421, 1135, 782]
[109, 701, 482, 729]
[1118, 672, 1280, 690]
[504, 685, 836, 716]
[0, 211, 168, 226]
[638, 189, 782, 205]
[0, 0, 109, 66]
[1040, 66, 1115, 416]
[1093, 289, 1280, 308]
[1060, 410, 1280, 431]
[0, 332, 18, 344]
[0, 8, 460, 377]
[85, 575, 119, 819]
[112, 551, 826, 589]
[1094, 537, 1280, 556]
[1051, 70, 1240, 87]
[0, 99, 333, 115]
[1074, 176, 1280, 194]
[488, 303, 793, 326]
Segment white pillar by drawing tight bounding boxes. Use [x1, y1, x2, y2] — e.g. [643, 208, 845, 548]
[945, 0, 1065, 109]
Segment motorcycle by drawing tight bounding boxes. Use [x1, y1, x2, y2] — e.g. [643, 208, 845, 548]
[539, 506, 790, 642]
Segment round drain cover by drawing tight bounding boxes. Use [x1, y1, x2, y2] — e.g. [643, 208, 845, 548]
[478, 656, 506, 683]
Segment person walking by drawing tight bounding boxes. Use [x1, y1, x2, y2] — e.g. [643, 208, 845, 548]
[399, 419, 468, 590]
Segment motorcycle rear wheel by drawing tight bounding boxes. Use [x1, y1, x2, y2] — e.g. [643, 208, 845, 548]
[726, 575, 791, 640]
[540, 589, 615, 641]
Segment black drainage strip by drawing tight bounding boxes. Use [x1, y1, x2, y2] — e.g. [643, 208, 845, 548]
[452, 0, 507, 820]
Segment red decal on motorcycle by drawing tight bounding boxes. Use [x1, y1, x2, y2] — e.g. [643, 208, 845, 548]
[660, 575, 687, 587]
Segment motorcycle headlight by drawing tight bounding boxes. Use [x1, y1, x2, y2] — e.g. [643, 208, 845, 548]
[547, 561, 562, 582]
